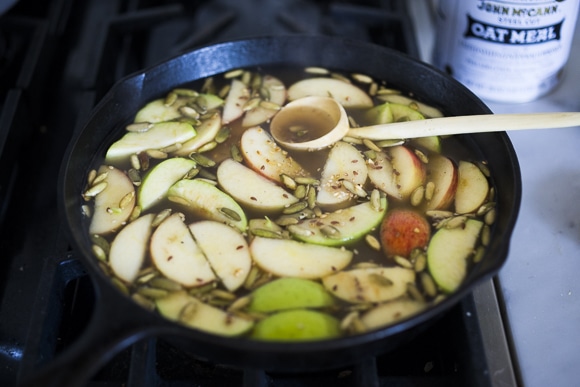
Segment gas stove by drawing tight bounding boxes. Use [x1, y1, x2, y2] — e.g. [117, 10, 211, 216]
[0, 1, 518, 386]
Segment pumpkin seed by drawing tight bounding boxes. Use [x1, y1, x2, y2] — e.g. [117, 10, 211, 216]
[363, 149, 377, 160]
[190, 152, 216, 168]
[410, 186, 425, 207]
[189, 282, 217, 296]
[484, 208, 496, 225]
[348, 115, 359, 128]
[476, 161, 491, 177]
[87, 169, 97, 186]
[258, 85, 270, 100]
[228, 295, 252, 312]
[424, 181, 435, 201]
[320, 225, 341, 238]
[152, 208, 173, 227]
[173, 88, 198, 97]
[259, 100, 281, 110]
[293, 184, 307, 199]
[477, 201, 496, 216]
[129, 205, 142, 222]
[159, 143, 182, 154]
[145, 149, 168, 159]
[218, 84, 230, 98]
[243, 97, 261, 111]
[304, 66, 329, 75]
[351, 72, 373, 84]
[413, 251, 427, 272]
[426, 210, 454, 220]
[81, 205, 91, 217]
[241, 71, 252, 85]
[148, 277, 182, 291]
[224, 69, 244, 78]
[179, 105, 200, 119]
[164, 91, 178, 106]
[362, 138, 381, 152]
[342, 136, 364, 145]
[287, 225, 315, 237]
[119, 191, 135, 209]
[138, 152, 150, 171]
[210, 289, 237, 301]
[84, 182, 107, 197]
[444, 215, 468, 229]
[340, 311, 360, 331]
[126, 122, 153, 133]
[369, 82, 378, 96]
[280, 174, 297, 190]
[420, 272, 438, 298]
[184, 167, 200, 179]
[197, 141, 218, 153]
[307, 185, 317, 208]
[394, 255, 413, 269]
[330, 72, 351, 83]
[251, 228, 285, 239]
[92, 244, 107, 262]
[473, 245, 486, 263]
[370, 189, 383, 212]
[230, 144, 243, 162]
[294, 177, 320, 186]
[273, 216, 300, 226]
[179, 302, 198, 321]
[215, 126, 231, 144]
[376, 87, 401, 95]
[368, 273, 393, 287]
[219, 207, 242, 222]
[407, 282, 425, 302]
[414, 149, 429, 164]
[481, 224, 491, 246]
[110, 277, 129, 296]
[376, 139, 405, 148]
[243, 266, 261, 290]
[130, 154, 141, 171]
[283, 201, 308, 214]
[365, 234, 381, 251]
[137, 286, 169, 299]
[342, 180, 367, 198]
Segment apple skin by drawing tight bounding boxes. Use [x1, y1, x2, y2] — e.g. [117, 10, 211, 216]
[423, 154, 458, 211]
[389, 145, 426, 200]
[379, 209, 431, 258]
[454, 161, 489, 214]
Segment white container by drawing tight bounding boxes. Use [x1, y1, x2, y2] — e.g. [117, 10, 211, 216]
[432, 0, 580, 103]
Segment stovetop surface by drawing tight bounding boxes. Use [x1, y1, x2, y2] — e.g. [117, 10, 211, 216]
[0, 1, 515, 386]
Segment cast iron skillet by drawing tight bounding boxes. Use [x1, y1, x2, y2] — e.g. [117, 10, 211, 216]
[22, 35, 521, 386]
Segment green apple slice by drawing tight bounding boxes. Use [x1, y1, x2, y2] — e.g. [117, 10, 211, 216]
[105, 122, 196, 165]
[376, 94, 444, 118]
[156, 291, 253, 336]
[289, 198, 387, 247]
[137, 157, 196, 211]
[361, 299, 426, 330]
[248, 277, 335, 313]
[427, 219, 483, 293]
[242, 74, 286, 127]
[134, 98, 182, 124]
[173, 112, 222, 156]
[150, 212, 216, 287]
[167, 179, 247, 232]
[108, 213, 154, 283]
[287, 77, 373, 108]
[362, 102, 394, 125]
[250, 237, 353, 279]
[239, 126, 311, 184]
[188, 220, 251, 292]
[454, 161, 489, 214]
[251, 309, 340, 341]
[222, 78, 250, 124]
[322, 266, 415, 303]
[89, 165, 136, 235]
[317, 141, 368, 211]
[216, 158, 298, 214]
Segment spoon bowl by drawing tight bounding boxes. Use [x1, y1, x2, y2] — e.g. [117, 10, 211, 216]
[270, 96, 580, 150]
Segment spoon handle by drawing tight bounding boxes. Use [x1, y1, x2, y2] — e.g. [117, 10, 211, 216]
[347, 112, 580, 140]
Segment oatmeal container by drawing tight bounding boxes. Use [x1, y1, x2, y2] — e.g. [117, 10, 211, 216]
[433, 0, 580, 103]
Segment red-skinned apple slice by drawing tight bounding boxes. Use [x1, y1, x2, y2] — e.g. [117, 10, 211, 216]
[454, 161, 489, 214]
[287, 77, 373, 108]
[108, 213, 154, 283]
[150, 212, 216, 288]
[188, 220, 251, 292]
[367, 151, 402, 200]
[239, 126, 310, 184]
[242, 75, 286, 127]
[316, 141, 368, 211]
[217, 158, 298, 214]
[222, 78, 250, 124]
[389, 145, 426, 200]
[423, 154, 458, 211]
[89, 165, 136, 235]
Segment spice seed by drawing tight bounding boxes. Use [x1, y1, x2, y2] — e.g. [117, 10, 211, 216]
[420, 272, 438, 298]
[137, 287, 169, 299]
[251, 228, 284, 239]
[190, 152, 216, 167]
[280, 174, 297, 190]
[294, 177, 320, 186]
[283, 201, 308, 214]
[394, 255, 413, 269]
[148, 277, 182, 291]
[219, 207, 242, 222]
[365, 234, 381, 251]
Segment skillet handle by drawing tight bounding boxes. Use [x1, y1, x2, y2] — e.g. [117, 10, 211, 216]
[18, 282, 171, 387]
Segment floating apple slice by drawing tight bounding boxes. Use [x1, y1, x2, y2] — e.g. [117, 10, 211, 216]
[361, 299, 426, 330]
[289, 198, 387, 247]
[133, 93, 223, 124]
[150, 213, 216, 287]
[322, 266, 415, 303]
[156, 291, 253, 336]
[251, 309, 340, 341]
[89, 165, 136, 235]
[167, 179, 247, 232]
[454, 161, 489, 214]
[367, 151, 402, 200]
[389, 145, 426, 200]
[287, 77, 373, 108]
[240, 126, 311, 184]
[376, 93, 444, 118]
[242, 75, 286, 127]
[427, 219, 483, 293]
[317, 141, 368, 211]
[173, 112, 222, 156]
[248, 277, 335, 313]
[108, 213, 155, 283]
[137, 157, 196, 211]
[217, 158, 298, 214]
[105, 122, 196, 166]
[423, 154, 457, 211]
[222, 78, 250, 124]
[250, 237, 353, 279]
[188, 220, 251, 292]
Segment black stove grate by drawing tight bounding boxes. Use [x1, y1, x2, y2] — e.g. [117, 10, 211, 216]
[0, 1, 495, 386]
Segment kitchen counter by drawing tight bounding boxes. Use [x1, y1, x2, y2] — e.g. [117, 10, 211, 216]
[410, 2, 580, 386]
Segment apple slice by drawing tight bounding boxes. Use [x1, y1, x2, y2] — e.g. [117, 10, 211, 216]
[89, 165, 136, 235]
[317, 141, 368, 211]
[427, 219, 483, 293]
[173, 112, 222, 156]
[389, 145, 426, 200]
[287, 77, 373, 108]
[389, 103, 425, 122]
[250, 236, 353, 279]
[150, 212, 216, 287]
[367, 151, 401, 200]
[454, 161, 489, 214]
[137, 157, 196, 211]
[217, 158, 298, 214]
[105, 122, 196, 166]
[188, 220, 251, 292]
[361, 299, 426, 330]
[422, 154, 457, 211]
[242, 74, 286, 127]
[108, 213, 154, 283]
[376, 94, 444, 119]
[222, 78, 250, 124]
[248, 277, 335, 313]
[322, 266, 415, 303]
[240, 126, 311, 184]
[362, 102, 394, 125]
[251, 309, 340, 341]
[289, 198, 387, 247]
[156, 291, 253, 336]
[167, 179, 247, 232]
[379, 209, 430, 258]
[133, 93, 223, 124]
